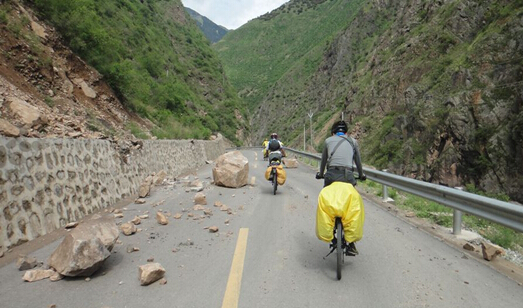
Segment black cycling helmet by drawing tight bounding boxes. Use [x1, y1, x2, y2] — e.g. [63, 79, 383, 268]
[270, 133, 278, 139]
[331, 120, 348, 134]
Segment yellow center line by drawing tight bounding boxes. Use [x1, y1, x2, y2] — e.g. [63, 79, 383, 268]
[221, 228, 249, 308]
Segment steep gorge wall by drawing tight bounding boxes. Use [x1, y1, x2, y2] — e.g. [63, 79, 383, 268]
[0, 136, 226, 253]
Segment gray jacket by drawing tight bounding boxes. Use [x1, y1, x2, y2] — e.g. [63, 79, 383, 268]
[319, 134, 363, 177]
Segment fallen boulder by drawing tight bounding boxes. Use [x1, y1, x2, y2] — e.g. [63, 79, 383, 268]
[212, 151, 249, 188]
[282, 158, 299, 168]
[48, 217, 119, 277]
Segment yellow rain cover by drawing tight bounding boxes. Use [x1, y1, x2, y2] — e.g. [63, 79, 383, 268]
[264, 165, 286, 185]
[316, 182, 365, 243]
[277, 165, 286, 185]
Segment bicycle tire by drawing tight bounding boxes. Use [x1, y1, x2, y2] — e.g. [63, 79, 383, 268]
[336, 218, 343, 280]
[273, 171, 277, 195]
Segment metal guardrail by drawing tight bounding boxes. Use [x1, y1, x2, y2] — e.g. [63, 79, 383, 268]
[231, 146, 523, 234]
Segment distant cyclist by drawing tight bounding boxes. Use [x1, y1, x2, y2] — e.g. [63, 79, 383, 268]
[316, 120, 366, 187]
[262, 138, 269, 159]
[266, 132, 286, 164]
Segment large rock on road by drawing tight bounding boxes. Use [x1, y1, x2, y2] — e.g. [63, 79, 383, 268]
[212, 151, 249, 188]
[48, 216, 119, 277]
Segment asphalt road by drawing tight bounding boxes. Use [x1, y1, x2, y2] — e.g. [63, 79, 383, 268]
[0, 149, 522, 308]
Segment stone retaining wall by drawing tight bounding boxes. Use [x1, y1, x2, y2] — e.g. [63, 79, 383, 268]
[0, 135, 226, 253]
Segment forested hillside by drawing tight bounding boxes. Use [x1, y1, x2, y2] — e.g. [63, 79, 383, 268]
[27, 0, 247, 143]
[215, 0, 523, 202]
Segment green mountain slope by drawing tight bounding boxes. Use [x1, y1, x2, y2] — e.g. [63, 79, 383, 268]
[216, 0, 523, 202]
[30, 0, 247, 143]
[185, 7, 228, 43]
[214, 0, 366, 110]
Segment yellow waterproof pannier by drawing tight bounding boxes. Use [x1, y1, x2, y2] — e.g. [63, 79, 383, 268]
[264, 165, 286, 185]
[316, 182, 365, 243]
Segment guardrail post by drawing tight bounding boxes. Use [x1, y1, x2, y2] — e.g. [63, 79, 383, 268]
[453, 209, 462, 235]
[381, 169, 390, 202]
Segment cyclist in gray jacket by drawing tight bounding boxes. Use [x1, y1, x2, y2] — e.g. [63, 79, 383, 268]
[316, 120, 366, 187]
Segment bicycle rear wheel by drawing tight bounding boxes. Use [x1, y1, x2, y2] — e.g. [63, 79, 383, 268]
[336, 218, 343, 280]
[273, 171, 277, 195]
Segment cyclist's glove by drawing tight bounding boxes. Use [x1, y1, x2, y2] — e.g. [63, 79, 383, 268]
[315, 172, 323, 179]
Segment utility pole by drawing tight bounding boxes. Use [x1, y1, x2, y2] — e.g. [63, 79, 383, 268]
[308, 110, 314, 149]
[303, 124, 306, 151]
[341, 111, 344, 121]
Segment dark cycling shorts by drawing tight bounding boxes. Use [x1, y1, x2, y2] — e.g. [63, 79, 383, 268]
[324, 169, 356, 187]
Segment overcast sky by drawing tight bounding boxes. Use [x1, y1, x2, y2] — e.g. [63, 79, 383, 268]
[181, 0, 289, 30]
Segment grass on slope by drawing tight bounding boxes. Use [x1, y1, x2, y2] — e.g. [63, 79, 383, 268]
[30, 0, 246, 143]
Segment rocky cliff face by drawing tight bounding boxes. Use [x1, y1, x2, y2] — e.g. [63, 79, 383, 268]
[0, 3, 151, 140]
[250, 0, 523, 201]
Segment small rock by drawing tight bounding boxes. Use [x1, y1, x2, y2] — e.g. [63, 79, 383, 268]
[135, 198, 146, 204]
[194, 192, 207, 205]
[16, 255, 38, 271]
[203, 209, 213, 216]
[121, 222, 137, 236]
[138, 263, 165, 286]
[65, 222, 79, 229]
[405, 212, 416, 217]
[209, 226, 219, 233]
[23, 269, 55, 282]
[481, 241, 504, 261]
[220, 205, 230, 212]
[131, 216, 141, 225]
[224, 219, 230, 224]
[114, 213, 124, 219]
[127, 246, 140, 253]
[159, 278, 167, 285]
[147, 257, 154, 262]
[138, 214, 149, 219]
[214, 201, 224, 207]
[114, 209, 123, 214]
[463, 243, 475, 251]
[193, 204, 206, 211]
[156, 212, 169, 225]
[173, 213, 183, 219]
[85, 277, 91, 282]
[49, 272, 63, 282]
